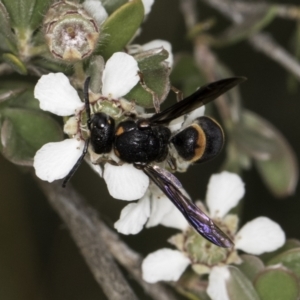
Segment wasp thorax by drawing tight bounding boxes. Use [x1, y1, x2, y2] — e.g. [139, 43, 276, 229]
[114, 121, 171, 164]
[43, 0, 100, 61]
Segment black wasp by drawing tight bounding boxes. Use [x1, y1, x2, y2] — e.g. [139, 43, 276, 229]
[63, 76, 246, 248]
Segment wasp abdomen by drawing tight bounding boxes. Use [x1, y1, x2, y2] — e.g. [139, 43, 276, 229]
[171, 116, 224, 163]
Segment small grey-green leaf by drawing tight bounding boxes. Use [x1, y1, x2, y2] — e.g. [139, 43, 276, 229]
[237, 255, 265, 282]
[125, 61, 170, 108]
[0, 1, 17, 53]
[171, 54, 207, 97]
[0, 108, 63, 166]
[97, 0, 144, 60]
[0, 81, 39, 110]
[134, 48, 169, 70]
[254, 267, 299, 300]
[260, 239, 300, 263]
[226, 266, 260, 300]
[100, 0, 128, 15]
[1, 0, 52, 30]
[234, 110, 298, 197]
[33, 57, 73, 74]
[7, 90, 40, 110]
[2, 53, 27, 75]
[87, 55, 105, 93]
[0, 88, 26, 104]
[267, 247, 300, 278]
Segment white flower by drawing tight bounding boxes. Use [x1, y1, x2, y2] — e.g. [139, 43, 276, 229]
[142, 172, 285, 285]
[83, 0, 154, 22]
[114, 183, 189, 235]
[83, 0, 108, 25]
[142, 0, 155, 15]
[142, 248, 190, 283]
[207, 266, 231, 300]
[34, 52, 149, 201]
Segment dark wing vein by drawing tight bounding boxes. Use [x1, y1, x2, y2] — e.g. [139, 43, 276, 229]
[149, 77, 246, 125]
[143, 165, 233, 248]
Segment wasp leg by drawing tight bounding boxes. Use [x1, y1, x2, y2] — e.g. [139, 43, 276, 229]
[62, 139, 89, 187]
[171, 86, 183, 102]
[83, 77, 92, 130]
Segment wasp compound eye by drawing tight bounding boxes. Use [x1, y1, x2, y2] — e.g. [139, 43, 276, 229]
[90, 112, 115, 154]
[171, 116, 224, 163]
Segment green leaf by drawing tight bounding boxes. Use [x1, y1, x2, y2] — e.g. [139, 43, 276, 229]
[87, 55, 105, 94]
[1, 0, 52, 30]
[135, 48, 169, 69]
[234, 110, 298, 197]
[7, 89, 40, 110]
[0, 108, 63, 166]
[100, 0, 128, 15]
[287, 21, 300, 93]
[260, 239, 300, 263]
[175, 270, 210, 300]
[125, 49, 171, 108]
[0, 81, 39, 111]
[33, 57, 73, 74]
[267, 248, 300, 278]
[125, 68, 167, 109]
[0, 2, 17, 53]
[2, 53, 27, 75]
[237, 255, 265, 282]
[254, 267, 299, 300]
[97, 0, 144, 60]
[226, 266, 260, 300]
[171, 55, 207, 97]
[0, 87, 27, 104]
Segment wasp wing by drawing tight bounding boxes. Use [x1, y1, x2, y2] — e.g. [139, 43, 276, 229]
[149, 77, 246, 125]
[142, 165, 233, 248]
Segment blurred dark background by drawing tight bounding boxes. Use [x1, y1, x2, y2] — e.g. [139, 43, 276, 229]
[1, 0, 300, 299]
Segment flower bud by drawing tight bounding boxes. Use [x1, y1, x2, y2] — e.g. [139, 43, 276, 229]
[43, 1, 100, 62]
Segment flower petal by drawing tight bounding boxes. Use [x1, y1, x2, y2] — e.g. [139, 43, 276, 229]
[142, 0, 154, 15]
[146, 188, 173, 227]
[101, 52, 139, 99]
[114, 196, 150, 234]
[160, 207, 189, 230]
[83, 0, 108, 25]
[103, 163, 149, 200]
[142, 39, 173, 66]
[183, 106, 205, 127]
[235, 217, 285, 255]
[142, 249, 190, 283]
[33, 139, 84, 182]
[206, 171, 245, 219]
[86, 160, 103, 177]
[207, 266, 230, 300]
[146, 186, 188, 230]
[34, 73, 83, 116]
[168, 116, 184, 133]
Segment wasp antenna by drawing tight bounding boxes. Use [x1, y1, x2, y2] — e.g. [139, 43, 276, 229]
[62, 139, 90, 188]
[84, 77, 92, 130]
